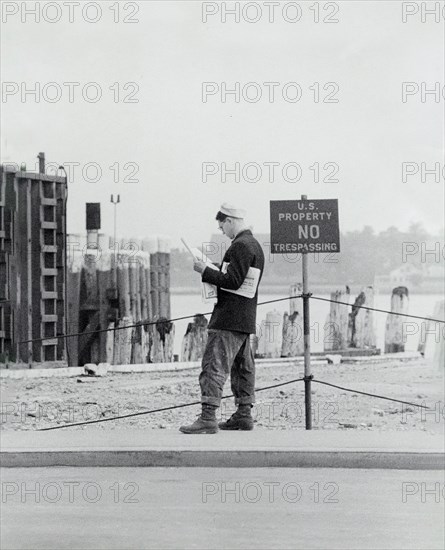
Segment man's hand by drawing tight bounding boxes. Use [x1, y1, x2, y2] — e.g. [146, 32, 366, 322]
[193, 259, 207, 274]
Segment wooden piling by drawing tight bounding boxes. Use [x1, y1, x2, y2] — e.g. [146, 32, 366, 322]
[141, 239, 153, 321]
[281, 311, 304, 357]
[78, 249, 101, 365]
[97, 233, 113, 363]
[149, 318, 175, 363]
[117, 252, 131, 319]
[157, 236, 171, 319]
[384, 286, 409, 353]
[181, 314, 208, 361]
[67, 231, 172, 366]
[66, 234, 84, 366]
[114, 316, 133, 365]
[349, 286, 377, 349]
[146, 237, 160, 319]
[139, 241, 151, 362]
[289, 283, 302, 315]
[420, 300, 444, 371]
[127, 239, 143, 363]
[105, 321, 115, 364]
[324, 288, 350, 352]
[257, 310, 282, 358]
[282, 284, 304, 357]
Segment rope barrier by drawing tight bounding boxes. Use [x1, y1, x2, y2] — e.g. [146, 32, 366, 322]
[16, 293, 445, 346]
[311, 379, 430, 409]
[9, 290, 439, 432]
[38, 378, 306, 431]
[38, 374, 431, 431]
[310, 295, 445, 324]
[17, 295, 304, 345]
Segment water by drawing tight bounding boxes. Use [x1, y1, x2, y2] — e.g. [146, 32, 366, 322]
[171, 290, 444, 357]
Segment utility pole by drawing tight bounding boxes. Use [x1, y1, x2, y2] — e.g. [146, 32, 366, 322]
[110, 194, 120, 287]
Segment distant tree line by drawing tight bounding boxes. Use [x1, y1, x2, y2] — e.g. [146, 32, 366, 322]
[170, 224, 444, 288]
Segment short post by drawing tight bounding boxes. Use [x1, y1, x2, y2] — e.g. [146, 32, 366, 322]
[301, 194, 312, 430]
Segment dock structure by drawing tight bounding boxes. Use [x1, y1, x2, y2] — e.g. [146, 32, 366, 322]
[66, 222, 173, 366]
[0, 155, 173, 369]
[0, 158, 68, 367]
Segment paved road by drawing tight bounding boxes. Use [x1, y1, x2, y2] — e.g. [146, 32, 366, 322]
[1, 467, 443, 549]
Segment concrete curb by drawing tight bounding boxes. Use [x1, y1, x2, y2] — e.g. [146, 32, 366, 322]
[0, 352, 423, 379]
[0, 357, 326, 379]
[2, 429, 443, 470]
[0, 367, 85, 379]
[2, 448, 443, 470]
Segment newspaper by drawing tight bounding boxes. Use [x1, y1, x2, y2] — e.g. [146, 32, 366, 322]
[220, 262, 261, 299]
[197, 254, 260, 302]
[188, 247, 219, 303]
[183, 240, 260, 303]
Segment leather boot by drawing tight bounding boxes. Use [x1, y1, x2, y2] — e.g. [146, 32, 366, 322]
[179, 404, 219, 434]
[219, 404, 254, 431]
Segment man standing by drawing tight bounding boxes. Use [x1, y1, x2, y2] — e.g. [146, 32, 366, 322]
[180, 203, 265, 434]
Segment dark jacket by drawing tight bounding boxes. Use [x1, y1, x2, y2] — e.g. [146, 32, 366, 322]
[201, 229, 265, 334]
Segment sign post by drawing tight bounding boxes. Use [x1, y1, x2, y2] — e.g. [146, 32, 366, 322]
[301, 194, 312, 430]
[270, 197, 340, 430]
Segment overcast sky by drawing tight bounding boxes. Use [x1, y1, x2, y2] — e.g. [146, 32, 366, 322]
[2, 1, 444, 248]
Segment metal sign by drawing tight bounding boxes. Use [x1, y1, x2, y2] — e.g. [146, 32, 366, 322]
[270, 199, 340, 254]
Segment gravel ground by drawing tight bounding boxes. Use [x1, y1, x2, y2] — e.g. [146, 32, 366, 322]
[1, 357, 443, 433]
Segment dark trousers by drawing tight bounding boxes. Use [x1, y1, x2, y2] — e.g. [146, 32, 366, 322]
[199, 329, 255, 407]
